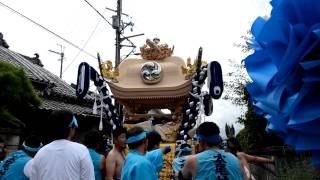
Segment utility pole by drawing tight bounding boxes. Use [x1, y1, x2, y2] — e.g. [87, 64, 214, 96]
[107, 0, 144, 127]
[49, 44, 65, 79]
[110, 0, 144, 67]
[115, 0, 121, 67]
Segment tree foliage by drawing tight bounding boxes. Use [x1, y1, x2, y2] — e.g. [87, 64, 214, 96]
[224, 30, 283, 150]
[222, 59, 250, 107]
[0, 61, 41, 122]
[233, 30, 254, 54]
[224, 62, 283, 150]
[236, 91, 283, 150]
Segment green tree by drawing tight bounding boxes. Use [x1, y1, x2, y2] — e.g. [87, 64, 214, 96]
[0, 61, 41, 122]
[233, 30, 253, 54]
[222, 59, 249, 107]
[224, 28, 283, 150]
[236, 91, 283, 150]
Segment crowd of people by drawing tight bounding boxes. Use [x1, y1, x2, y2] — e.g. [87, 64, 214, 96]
[0, 109, 274, 180]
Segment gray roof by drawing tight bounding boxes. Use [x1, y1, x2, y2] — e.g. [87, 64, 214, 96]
[42, 99, 93, 115]
[0, 46, 94, 115]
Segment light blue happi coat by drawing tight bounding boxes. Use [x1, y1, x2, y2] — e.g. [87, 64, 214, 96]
[88, 148, 102, 180]
[121, 150, 157, 180]
[173, 155, 189, 174]
[146, 148, 163, 175]
[0, 150, 32, 180]
[195, 149, 242, 180]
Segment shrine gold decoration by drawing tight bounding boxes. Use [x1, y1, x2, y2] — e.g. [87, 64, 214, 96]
[140, 38, 174, 60]
[181, 57, 207, 79]
[101, 60, 119, 82]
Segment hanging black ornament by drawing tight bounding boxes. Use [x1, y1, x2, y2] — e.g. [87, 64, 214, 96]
[76, 62, 90, 99]
[203, 93, 213, 116]
[208, 61, 223, 99]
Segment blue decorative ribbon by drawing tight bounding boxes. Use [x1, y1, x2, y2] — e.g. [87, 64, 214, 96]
[127, 131, 147, 144]
[22, 142, 43, 153]
[68, 116, 79, 128]
[244, 0, 320, 164]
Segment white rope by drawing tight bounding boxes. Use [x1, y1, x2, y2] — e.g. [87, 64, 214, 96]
[189, 92, 205, 127]
[99, 95, 104, 131]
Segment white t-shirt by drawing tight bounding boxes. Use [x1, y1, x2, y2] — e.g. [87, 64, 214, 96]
[24, 159, 34, 177]
[25, 139, 94, 180]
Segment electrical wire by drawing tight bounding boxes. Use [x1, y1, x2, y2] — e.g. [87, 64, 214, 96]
[0, 1, 98, 60]
[83, 0, 112, 27]
[83, 0, 144, 63]
[82, 0, 143, 62]
[129, 16, 158, 39]
[62, 9, 106, 74]
[120, 34, 136, 60]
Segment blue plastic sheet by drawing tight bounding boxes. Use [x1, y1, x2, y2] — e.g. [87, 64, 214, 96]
[244, 0, 320, 164]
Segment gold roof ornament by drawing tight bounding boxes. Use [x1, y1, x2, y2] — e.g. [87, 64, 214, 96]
[140, 38, 174, 60]
[101, 60, 119, 82]
[181, 57, 207, 80]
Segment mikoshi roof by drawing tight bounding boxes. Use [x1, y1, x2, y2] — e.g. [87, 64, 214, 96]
[108, 56, 191, 99]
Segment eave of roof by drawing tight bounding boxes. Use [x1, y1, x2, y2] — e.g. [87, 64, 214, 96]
[41, 99, 93, 115]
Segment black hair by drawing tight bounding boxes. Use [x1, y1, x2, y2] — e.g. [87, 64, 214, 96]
[84, 130, 100, 149]
[112, 126, 127, 139]
[180, 143, 191, 149]
[47, 110, 74, 141]
[24, 135, 42, 148]
[196, 122, 220, 147]
[147, 131, 162, 151]
[227, 137, 242, 156]
[127, 127, 145, 150]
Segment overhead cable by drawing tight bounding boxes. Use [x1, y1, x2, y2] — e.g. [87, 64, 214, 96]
[0, 1, 97, 59]
[83, 0, 112, 27]
[62, 9, 106, 74]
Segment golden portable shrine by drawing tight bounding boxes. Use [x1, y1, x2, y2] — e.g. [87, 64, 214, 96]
[75, 38, 224, 179]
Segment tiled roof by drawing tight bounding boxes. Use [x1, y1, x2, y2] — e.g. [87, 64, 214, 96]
[42, 99, 93, 115]
[0, 46, 94, 115]
[20, 54, 44, 67]
[0, 47, 51, 84]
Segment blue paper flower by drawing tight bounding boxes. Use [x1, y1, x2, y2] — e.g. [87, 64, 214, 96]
[244, 0, 320, 164]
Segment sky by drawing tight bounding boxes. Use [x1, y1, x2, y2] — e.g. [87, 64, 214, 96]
[0, 0, 272, 137]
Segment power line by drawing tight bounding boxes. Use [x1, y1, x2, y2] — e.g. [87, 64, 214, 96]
[62, 9, 106, 75]
[83, 0, 143, 66]
[83, 0, 112, 27]
[0, 1, 97, 60]
[105, 7, 129, 17]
